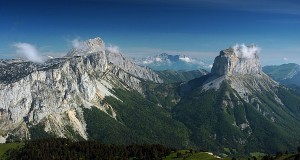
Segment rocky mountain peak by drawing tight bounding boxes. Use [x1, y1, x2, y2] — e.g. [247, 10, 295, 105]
[64, 37, 162, 83]
[211, 44, 262, 76]
[85, 37, 104, 49]
[66, 37, 105, 57]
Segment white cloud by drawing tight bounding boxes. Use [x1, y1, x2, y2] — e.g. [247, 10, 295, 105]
[232, 43, 260, 59]
[283, 57, 288, 61]
[71, 38, 88, 50]
[179, 56, 193, 63]
[142, 60, 154, 64]
[106, 44, 120, 53]
[13, 42, 44, 63]
[155, 57, 162, 62]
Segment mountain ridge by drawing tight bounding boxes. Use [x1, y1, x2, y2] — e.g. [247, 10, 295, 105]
[263, 63, 300, 88]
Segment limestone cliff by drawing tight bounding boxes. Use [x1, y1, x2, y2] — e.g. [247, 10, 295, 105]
[0, 37, 162, 141]
[211, 44, 262, 76]
[208, 44, 278, 102]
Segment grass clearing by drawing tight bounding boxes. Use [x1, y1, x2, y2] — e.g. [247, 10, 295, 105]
[164, 150, 225, 160]
[0, 142, 24, 159]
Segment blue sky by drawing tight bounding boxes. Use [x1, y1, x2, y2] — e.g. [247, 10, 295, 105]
[0, 0, 299, 65]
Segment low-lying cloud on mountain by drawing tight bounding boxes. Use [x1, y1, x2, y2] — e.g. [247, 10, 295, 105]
[70, 37, 120, 54]
[232, 43, 260, 59]
[106, 44, 120, 53]
[10, 38, 120, 62]
[71, 38, 88, 51]
[179, 56, 193, 63]
[12, 42, 44, 63]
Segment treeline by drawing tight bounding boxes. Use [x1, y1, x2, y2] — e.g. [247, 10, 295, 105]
[5, 138, 172, 160]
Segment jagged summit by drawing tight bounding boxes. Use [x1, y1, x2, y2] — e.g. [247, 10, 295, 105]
[66, 37, 105, 57]
[211, 44, 262, 76]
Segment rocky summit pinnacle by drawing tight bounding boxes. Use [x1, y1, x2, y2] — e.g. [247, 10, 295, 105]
[66, 37, 105, 57]
[211, 44, 262, 76]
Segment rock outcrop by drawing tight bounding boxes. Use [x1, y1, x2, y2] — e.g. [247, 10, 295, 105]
[66, 37, 105, 57]
[211, 44, 262, 76]
[199, 44, 279, 103]
[65, 37, 162, 83]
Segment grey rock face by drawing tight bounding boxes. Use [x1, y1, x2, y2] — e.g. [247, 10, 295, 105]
[211, 46, 262, 76]
[66, 37, 162, 83]
[106, 51, 163, 83]
[66, 37, 105, 57]
[206, 45, 279, 104]
[0, 37, 162, 141]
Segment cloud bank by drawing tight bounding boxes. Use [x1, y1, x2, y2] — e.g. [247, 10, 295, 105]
[13, 43, 44, 63]
[232, 43, 260, 59]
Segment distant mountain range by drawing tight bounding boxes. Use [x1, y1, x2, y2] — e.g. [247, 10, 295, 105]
[133, 53, 213, 71]
[263, 63, 300, 87]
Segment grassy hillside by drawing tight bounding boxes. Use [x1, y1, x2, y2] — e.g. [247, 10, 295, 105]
[143, 82, 181, 109]
[85, 88, 191, 148]
[164, 150, 227, 160]
[0, 142, 24, 159]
